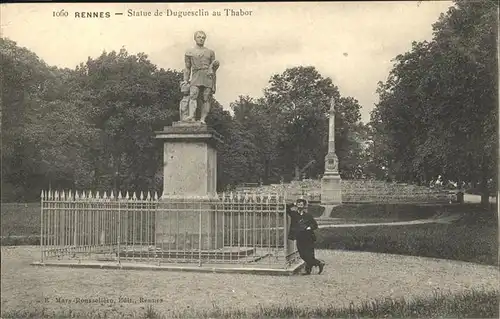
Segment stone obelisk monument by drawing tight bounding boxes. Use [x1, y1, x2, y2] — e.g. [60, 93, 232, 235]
[321, 97, 342, 206]
[154, 30, 223, 251]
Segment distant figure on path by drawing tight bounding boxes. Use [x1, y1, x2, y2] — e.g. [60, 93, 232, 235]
[287, 199, 325, 275]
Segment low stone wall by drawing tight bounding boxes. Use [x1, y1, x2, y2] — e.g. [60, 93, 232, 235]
[239, 180, 456, 204]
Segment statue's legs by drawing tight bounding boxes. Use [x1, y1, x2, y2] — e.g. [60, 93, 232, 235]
[187, 86, 199, 121]
[200, 87, 212, 124]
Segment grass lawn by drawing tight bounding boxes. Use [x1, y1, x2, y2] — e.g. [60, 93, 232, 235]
[310, 202, 480, 221]
[305, 204, 325, 217]
[328, 203, 474, 220]
[316, 204, 498, 266]
[1, 203, 40, 237]
[2, 289, 497, 318]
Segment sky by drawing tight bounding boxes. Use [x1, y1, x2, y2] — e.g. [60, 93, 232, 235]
[1, 1, 454, 123]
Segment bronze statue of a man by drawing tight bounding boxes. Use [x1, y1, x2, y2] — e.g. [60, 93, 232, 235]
[181, 31, 220, 124]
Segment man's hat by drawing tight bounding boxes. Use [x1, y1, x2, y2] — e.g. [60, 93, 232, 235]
[296, 198, 308, 205]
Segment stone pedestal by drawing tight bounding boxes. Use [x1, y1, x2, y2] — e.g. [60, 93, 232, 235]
[321, 174, 342, 205]
[321, 152, 342, 205]
[155, 122, 221, 198]
[154, 123, 223, 251]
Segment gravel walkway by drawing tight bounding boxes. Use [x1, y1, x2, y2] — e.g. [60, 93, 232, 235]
[2, 246, 498, 317]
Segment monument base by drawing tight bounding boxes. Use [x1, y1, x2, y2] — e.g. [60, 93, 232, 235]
[155, 196, 223, 251]
[155, 123, 222, 198]
[154, 124, 224, 250]
[321, 174, 342, 205]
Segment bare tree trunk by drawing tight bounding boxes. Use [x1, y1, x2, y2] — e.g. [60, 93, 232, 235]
[294, 143, 301, 181]
[264, 158, 270, 185]
[294, 165, 300, 181]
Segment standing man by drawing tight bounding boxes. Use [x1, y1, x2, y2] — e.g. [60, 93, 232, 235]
[287, 199, 325, 275]
[182, 30, 220, 124]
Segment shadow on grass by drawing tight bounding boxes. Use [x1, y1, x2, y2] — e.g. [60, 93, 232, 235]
[2, 289, 498, 318]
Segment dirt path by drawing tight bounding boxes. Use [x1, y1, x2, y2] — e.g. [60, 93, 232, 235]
[316, 212, 463, 228]
[1, 246, 498, 318]
[463, 193, 497, 204]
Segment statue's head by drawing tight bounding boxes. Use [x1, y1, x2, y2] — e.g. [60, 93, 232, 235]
[194, 31, 206, 46]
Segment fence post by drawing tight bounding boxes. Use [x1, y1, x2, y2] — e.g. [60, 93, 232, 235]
[74, 192, 78, 253]
[40, 191, 44, 263]
[283, 198, 288, 268]
[198, 206, 202, 267]
[118, 197, 121, 265]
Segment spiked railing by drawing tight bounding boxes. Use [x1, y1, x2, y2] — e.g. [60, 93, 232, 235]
[39, 190, 298, 269]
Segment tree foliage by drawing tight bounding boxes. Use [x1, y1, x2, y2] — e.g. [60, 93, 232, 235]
[369, 0, 498, 203]
[1, 38, 98, 200]
[263, 66, 365, 180]
[1, 40, 183, 200]
[4, 1, 495, 205]
[73, 48, 183, 193]
[0, 41, 374, 200]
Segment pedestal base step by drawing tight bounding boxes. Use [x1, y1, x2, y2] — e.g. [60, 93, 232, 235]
[119, 247, 255, 260]
[93, 246, 256, 261]
[31, 260, 305, 276]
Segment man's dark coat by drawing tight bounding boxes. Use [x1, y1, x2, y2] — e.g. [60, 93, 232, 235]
[286, 203, 318, 241]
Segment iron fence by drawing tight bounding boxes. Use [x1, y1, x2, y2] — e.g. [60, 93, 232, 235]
[39, 190, 299, 269]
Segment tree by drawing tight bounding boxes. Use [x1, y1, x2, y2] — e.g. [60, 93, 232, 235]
[335, 97, 365, 179]
[1, 42, 185, 200]
[206, 99, 258, 190]
[370, 0, 498, 204]
[1, 38, 97, 200]
[73, 48, 182, 193]
[263, 66, 363, 181]
[231, 96, 278, 184]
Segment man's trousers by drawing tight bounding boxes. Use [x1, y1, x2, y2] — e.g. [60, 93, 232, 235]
[296, 233, 320, 272]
